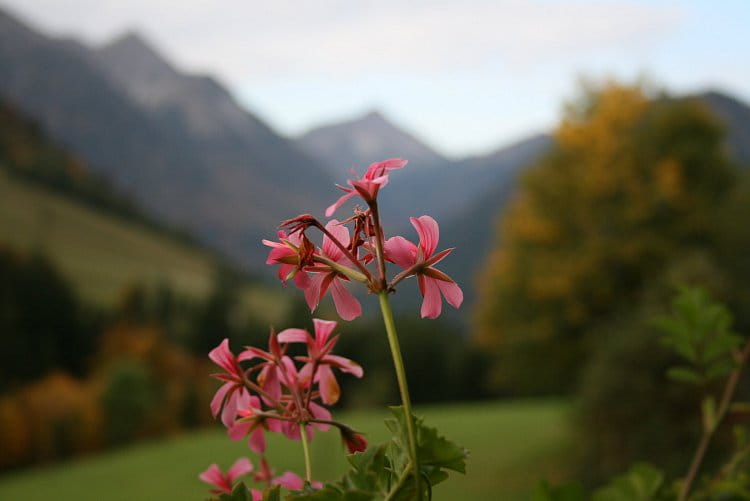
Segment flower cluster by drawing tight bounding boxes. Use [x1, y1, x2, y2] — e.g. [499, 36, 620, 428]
[200, 456, 306, 500]
[201, 157, 466, 499]
[200, 319, 364, 497]
[263, 159, 463, 320]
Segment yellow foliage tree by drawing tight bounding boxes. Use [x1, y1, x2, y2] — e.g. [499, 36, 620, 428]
[474, 82, 734, 394]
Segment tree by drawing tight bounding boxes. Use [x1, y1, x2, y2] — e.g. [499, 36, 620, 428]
[474, 82, 735, 394]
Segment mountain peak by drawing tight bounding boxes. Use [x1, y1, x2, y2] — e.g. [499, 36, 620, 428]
[296, 109, 446, 173]
[97, 30, 176, 78]
[361, 109, 386, 122]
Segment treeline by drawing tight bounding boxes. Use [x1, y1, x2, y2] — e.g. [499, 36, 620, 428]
[0, 247, 489, 470]
[474, 82, 750, 482]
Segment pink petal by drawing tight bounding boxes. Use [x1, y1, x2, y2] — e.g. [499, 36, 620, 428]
[273, 472, 304, 490]
[259, 365, 281, 404]
[309, 401, 332, 431]
[317, 364, 341, 405]
[313, 318, 337, 347]
[221, 387, 244, 428]
[424, 247, 454, 267]
[251, 490, 263, 501]
[278, 328, 309, 344]
[267, 245, 293, 264]
[249, 426, 266, 454]
[323, 354, 364, 378]
[410, 215, 439, 258]
[277, 263, 293, 285]
[330, 279, 362, 321]
[384, 236, 417, 269]
[368, 158, 407, 173]
[267, 417, 284, 433]
[293, 270, 310, 289]
[298, 362, 314, 388]
[437, 279, 463, 309]
[210, 382, 232, 418]
[322, 220, 350, 260]
[228, 419, 252, 441]
[199, 464, 224, 486]
[227, 457, 253, 482]
[303, 273, 326, 313]
[325, 189, 355, 217]
[419, 276, 442, 319]
[209, 339, 235, 374]
[238, 347, 272, 362]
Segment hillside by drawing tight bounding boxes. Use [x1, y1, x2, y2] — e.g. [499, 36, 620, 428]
[0, 8, 333, 267]
[0, 99, 287, 321]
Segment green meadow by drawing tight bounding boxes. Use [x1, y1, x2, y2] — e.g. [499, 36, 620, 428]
[0, 399, 571, 501]
[0, 171, 288, 322]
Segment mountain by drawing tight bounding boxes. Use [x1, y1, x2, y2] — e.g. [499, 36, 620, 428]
[296, 110, 446, 174]
[0, 8, 333, 266]
[698, 90, 750, 166]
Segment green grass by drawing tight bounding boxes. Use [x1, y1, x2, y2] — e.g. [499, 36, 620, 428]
[0, 171, 289, 322]
[0, 399, 572, 501]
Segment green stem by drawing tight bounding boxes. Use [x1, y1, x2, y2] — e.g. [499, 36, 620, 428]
[300, 425, 313, 484]
[378, 291, 421, 499]
[384, 461, 413, 501]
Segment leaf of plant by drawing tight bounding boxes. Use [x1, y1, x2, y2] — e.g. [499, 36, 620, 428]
[218, 483, 253, 501]
[531, 481, 586, 501]
[261, 485, 281, 501]
[387, 406, 468, 475]
[592, 463, 664, 501]
[666, 366, 702, 385]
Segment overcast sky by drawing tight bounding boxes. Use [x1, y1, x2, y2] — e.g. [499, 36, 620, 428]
[3, 0, 749, 157]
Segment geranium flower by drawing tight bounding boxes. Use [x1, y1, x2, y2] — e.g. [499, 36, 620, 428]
[325, 158, 407, 216]
[262, 230, 311, 288]
[279, 319, 363, 405]
[227, 395, 283, 453]
[384, 215, 463, 319]
[199, 457, 253, 495]
[209, 339, 253, 428]
[303, 220, 362, 320]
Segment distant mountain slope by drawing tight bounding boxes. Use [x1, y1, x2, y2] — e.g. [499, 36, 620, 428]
[0, 8, 333, 266]
[698, 90, 750, 166]
[296, 110, 446, 174]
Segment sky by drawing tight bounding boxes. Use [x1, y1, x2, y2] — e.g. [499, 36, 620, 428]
[3, 0, 749, 158]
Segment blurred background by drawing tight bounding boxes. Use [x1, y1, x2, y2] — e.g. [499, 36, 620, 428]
[0, 1, 749, 499]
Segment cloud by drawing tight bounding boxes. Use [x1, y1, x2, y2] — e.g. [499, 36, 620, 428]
[4, 0, 682, 82]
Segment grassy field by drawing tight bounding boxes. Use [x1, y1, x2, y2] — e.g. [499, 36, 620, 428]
[0, 399, 571, 501]
[0, 171, 288, 321]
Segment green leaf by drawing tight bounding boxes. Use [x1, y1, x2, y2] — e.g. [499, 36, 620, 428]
[388, 406, 468, 474]
[218, 483, 253, 501]
[261, 485, 281, 501]
[592, 463, 664, 501]
[666, 366, 702, 385]
[531, 481, 586, 501]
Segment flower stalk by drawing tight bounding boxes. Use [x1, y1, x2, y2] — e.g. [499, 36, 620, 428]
[300, 425, 313, 484]
[378, 291, 421, 499]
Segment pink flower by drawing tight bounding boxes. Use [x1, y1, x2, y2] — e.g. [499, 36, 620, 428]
[199, 457, 253, 495]
[325, 158, 407, 216]
[303, 220, 362, 321]
[280, 319, 363, 405]
[227, 395, 283, 453]
[384, 215, 463, 319]
[262, 230, 310, 288]
[253, 456, 322, 491]
[209, 339, 253, 428]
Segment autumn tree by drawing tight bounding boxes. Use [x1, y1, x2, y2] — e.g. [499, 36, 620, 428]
[474, 82, 735, 394]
